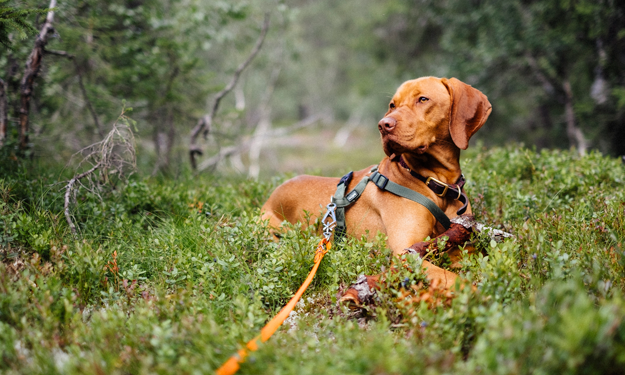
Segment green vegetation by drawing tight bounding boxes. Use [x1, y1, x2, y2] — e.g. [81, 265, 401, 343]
[1, 0, 624, 177]
[1, 145, 624, 374]
[2, 0, 625, 373]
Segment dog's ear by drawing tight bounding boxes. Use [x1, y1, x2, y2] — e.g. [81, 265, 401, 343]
[441, 78, 492, 150]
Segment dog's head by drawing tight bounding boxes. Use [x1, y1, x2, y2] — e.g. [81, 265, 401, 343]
[378, 77, 492, 156]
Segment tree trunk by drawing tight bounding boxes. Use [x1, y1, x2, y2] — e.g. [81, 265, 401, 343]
[248, 110, 271, 179]
[19, 0, 57, 151]
[562, 80, 587, 156]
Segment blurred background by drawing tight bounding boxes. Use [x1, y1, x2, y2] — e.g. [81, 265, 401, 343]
[1, 0, 624, 177]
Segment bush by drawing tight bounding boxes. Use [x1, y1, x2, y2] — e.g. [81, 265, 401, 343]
[0, 145, 624, 374]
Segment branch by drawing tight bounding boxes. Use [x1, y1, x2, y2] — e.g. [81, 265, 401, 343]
[196, 145, 246, 172]
[45, 49, 105, 137]
[44, 49, 73, 58]
[190, 14, 270, 169]
[265, 115, 321, 138]
[63, 110, 136, 236]
[64, 162, 100, 235]
[196, 115, 321, 172]
[18, 0, 57, 151]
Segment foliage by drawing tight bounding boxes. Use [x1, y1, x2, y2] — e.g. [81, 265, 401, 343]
[0, 145, 624, 373]
[369, 0, 625, 154]
[0, 0, 47, 49]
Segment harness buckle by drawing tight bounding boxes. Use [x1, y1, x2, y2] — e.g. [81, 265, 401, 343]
[372, 172, 389, 189]
[425, 176, 449, 197]
[321, 203, 337, 241]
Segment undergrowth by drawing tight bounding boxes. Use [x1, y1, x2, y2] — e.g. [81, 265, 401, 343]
[1, 145, 624, 374]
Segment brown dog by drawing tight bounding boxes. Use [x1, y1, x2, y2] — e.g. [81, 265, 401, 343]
[261, 77, 491, 289]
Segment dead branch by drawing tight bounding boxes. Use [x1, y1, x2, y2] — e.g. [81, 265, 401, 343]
[43, 49, 72, 58]
[19, 0, 57, 151]
[64, 162, 100, 235]
[0, 78, 7, 147]
[44, 49, 105, 137]
[190, 14, 270, 170]
[265, 114, 321, 138]
[196, 145, 245, 172]
[75, 62, 104, 137]
[63, 110, 136, 236]
[196, 115, 321, 172]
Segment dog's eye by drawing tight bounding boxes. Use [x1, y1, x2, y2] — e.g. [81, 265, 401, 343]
[389, 102, 396, 109]
[418, 97, 429, 103]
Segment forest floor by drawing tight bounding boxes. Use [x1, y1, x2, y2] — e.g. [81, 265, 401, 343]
[1, 144, 625, 374]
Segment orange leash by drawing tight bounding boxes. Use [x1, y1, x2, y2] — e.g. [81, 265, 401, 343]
[216, 238, 330, 375]
[216, 203, 337, 375]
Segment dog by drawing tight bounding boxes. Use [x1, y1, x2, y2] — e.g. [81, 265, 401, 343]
[261, 77, 491, 290]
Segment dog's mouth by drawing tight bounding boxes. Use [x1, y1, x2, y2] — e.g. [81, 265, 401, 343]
[382, 135, 430, 156]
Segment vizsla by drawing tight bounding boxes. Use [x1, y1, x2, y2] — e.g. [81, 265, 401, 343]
[261, 77, 492, 291]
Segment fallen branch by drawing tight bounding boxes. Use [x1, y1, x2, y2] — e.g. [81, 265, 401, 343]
[64, 162, 100, 235]
[190, 14, 270, 170]
[63, 110, 136, 236]
[405, 215, 514, 258]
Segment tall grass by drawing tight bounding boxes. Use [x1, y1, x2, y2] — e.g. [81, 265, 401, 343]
[1, 145, 624, 374]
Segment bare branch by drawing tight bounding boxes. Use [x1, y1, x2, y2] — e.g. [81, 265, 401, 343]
[74, 60, 104, 137]
[196, 115, 321, 172]
[265, 115, 321, 138]
[45, 49, 105, 137]
[190, 14, 270, 169]
[196, 145, 245, 172]
[19, 0, 57, 151]
[44, 49, 73, 58]
[63, 110, 137, 236]
[64, 162, 100, 235]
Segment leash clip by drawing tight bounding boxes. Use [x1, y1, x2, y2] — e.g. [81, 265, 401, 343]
[321, 202, 337, 241]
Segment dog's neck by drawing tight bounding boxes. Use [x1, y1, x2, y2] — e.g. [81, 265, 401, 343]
[398, 144, 462, 184]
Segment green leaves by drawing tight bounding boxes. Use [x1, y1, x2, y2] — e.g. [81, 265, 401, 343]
[1, 146, 625, 373]
[0, 1, 48, 49]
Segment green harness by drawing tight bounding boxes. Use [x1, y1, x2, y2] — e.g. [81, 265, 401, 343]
[331, 166, 452, 242]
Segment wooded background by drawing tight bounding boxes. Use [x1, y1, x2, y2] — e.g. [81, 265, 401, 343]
[1, 0, 624, 176]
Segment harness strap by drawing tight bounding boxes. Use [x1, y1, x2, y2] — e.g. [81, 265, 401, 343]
[399, 156, 469, 215]
[370, 171, 451, 229]
[332, 165, 453, 242]
[332, 167, 377, 241]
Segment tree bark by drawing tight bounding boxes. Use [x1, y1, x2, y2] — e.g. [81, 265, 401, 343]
[562, 80, 587, 156]
[19, 0, 57, 151]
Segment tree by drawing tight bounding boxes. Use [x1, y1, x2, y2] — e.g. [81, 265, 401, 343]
[370, 0, 625, 155]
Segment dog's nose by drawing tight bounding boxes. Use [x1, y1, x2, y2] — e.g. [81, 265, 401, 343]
[378, 117, 396, 133]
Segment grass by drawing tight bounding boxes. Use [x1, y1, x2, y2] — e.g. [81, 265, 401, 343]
[1, 144, 625, 374]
